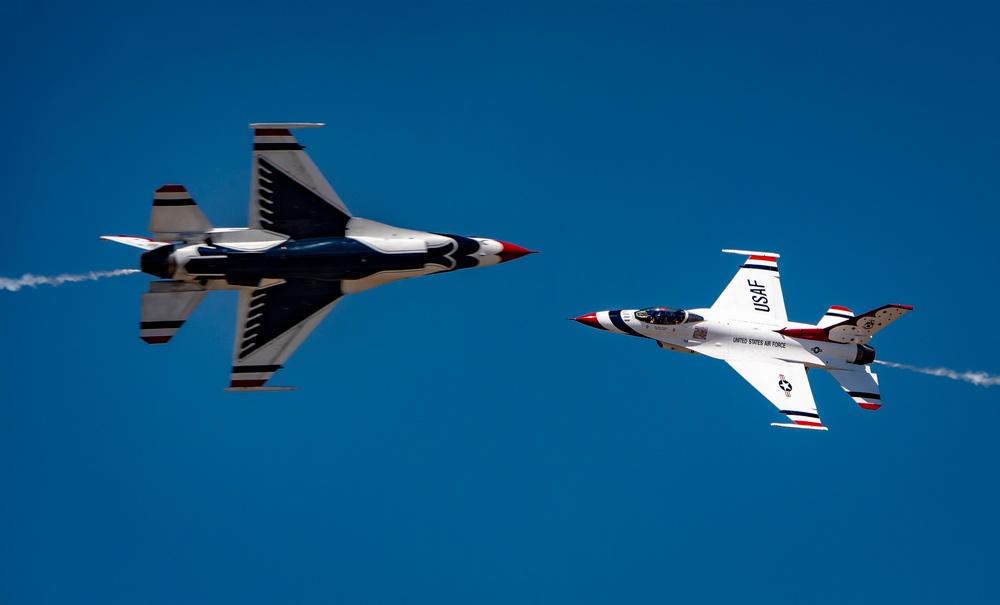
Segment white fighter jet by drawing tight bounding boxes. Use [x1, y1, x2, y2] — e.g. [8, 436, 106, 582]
[571, 250, 912, 430]
[103, 123, 534, 390]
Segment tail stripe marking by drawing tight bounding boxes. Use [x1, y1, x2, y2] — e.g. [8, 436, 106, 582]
[253, 129, 303, 151]
[141, 320, 184, 330]
[232, 365, 283, 374]
[742, 263, 779, 272]
[847, 391, 881, 400]
[780, 410, 820, 419]
[152, 198, 195, 207]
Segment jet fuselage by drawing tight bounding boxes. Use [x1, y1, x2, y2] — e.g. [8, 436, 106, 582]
[141, 229, 530, 290]
[577, 308, 875, 371]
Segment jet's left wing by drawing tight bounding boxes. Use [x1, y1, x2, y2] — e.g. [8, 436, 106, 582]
[712, 249, 787, 325]
[725, 358, 827, 431]
[248, 123, 353, 240]
[227, 279, 344, 391]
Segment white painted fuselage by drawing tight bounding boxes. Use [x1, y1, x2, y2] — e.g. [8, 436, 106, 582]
[591, 308, 869, 371]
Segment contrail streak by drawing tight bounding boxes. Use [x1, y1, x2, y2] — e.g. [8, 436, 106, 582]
[874, 360, 1000, 387]
[1, 269, 141, 292]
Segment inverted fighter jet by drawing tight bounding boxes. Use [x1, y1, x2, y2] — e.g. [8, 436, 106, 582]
[571, 249, 912, 430]
[103, 123, 534, 391]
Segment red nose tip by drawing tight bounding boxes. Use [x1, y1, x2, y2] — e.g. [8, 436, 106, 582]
[571, 313, 602, 329]
[496, 241, 537, 263]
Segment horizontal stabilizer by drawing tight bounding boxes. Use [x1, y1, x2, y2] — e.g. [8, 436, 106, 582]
[771, 422, 829, 432]
[140, 281, 207, 344]
[779, 304, 913, 345]
[101, 235, 172, 251]
[826, 304, 913, 344]
[149, 185, 213, 242]
[830, 366, 882, 410]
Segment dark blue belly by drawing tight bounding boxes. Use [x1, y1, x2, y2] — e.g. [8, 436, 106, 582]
[185, 237, 433, 285]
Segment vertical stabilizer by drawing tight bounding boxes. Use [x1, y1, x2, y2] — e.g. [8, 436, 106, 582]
[140, 281, 208, 344]
[149, 185, 213, 242]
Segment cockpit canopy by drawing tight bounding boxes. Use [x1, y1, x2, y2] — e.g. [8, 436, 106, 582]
[634, 307, 703, 325]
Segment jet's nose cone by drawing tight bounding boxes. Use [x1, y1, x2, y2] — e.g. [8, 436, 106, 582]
[496, 241, 538, 263]
[570, 312, 603, 329]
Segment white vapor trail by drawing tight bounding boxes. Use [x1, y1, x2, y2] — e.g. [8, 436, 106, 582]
[874, 360, 1000, 387]
[0, 269, 141, 292]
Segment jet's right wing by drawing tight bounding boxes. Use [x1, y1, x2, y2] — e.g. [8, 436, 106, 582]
[248, 123, 353, 240]
[712, 249, 787, 325]
[725, 358, 827, 430]
[227, 279, 344, 391]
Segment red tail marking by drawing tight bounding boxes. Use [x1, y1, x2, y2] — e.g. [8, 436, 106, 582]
[776, 328, 830, 342]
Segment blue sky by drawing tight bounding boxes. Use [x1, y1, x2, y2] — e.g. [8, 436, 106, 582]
[2, 1, 999, 603]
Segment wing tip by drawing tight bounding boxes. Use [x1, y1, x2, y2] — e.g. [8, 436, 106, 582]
[771, 422, 829, 432]
[224, 386, 297, 392]
[249, 123, 325, 130]
[722, 248, 780, 259]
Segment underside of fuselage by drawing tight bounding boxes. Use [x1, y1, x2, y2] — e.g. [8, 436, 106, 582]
[141, 233, 510, 289]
